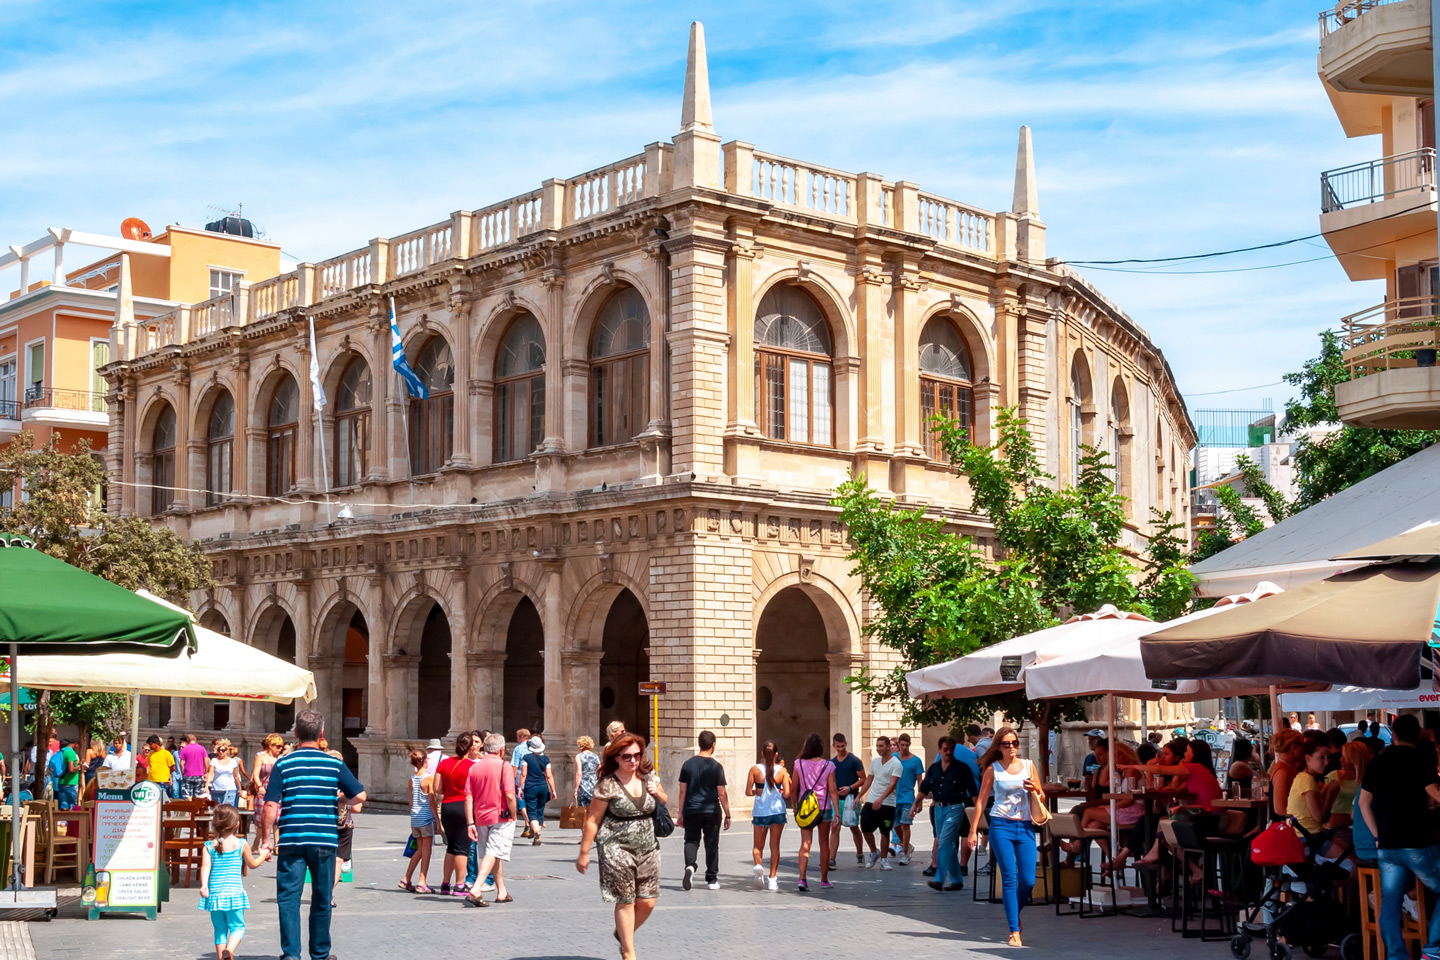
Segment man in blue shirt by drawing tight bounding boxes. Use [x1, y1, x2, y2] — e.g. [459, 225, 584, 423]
[261, 710, 365, 960]
[892, 734, 926, 864]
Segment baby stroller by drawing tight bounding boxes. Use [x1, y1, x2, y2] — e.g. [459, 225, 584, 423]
[1230, 818, 1359, 960]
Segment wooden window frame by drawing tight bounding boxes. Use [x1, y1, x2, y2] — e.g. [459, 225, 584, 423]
[589, 350, 648, 447]
[919, 375, 973, 460]
[753, 346, 834, 448]
[494, 374, 543, 463]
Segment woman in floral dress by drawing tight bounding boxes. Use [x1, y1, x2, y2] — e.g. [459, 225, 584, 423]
[576, 732, 668, 960]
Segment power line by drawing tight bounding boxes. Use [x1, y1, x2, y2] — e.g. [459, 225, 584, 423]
[1184, 380, 1286, 397]
[1066, 234, 1323, 266]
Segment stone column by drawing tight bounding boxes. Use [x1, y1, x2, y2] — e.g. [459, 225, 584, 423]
[894, 267, 927, 457]
[368, 311, 391, 482]
[466, 651, 506, 735]
[228, 357, 250, 499]
[540, 271, 567, 454]
[120, 383, 137, 515]
[854, 254, 891, 454]
[172, 369, 191, 512]
[296, 334, 316, 494]
[725, 232, 758, 432]
[664, 216, 729, 477]
[363, 573, 390, 737]
[540, 560, 567, 737]
[447, 289, 473, 468]
[828, 651, 864, 747]
[447, 566, 472, 736]
[383, 653, 419, 740]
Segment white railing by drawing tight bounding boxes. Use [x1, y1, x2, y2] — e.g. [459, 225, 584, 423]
[193, 295, 235, 337]
[568, 154, 647, 224]
[1320, 148, 1435, 213]
[317, 248, 373, 299]
[917, 191, 994, 254]
[252, 273, 301, 319]
[752, 153, 857, 223]
[390, 220, 454, 277]
[473, 191, 543, 253]
[1319, 0, 1409, 37]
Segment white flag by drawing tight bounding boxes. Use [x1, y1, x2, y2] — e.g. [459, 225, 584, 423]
[308, 317, 327, 411]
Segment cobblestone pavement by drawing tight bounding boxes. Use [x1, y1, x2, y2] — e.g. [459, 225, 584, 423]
[30, 812, 1229, 960]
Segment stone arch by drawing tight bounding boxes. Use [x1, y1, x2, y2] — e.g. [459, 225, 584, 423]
[136, 392, 181, 515]
[566, 571, 652, 653]
[916, 299, 996, 387]
[471, 576, 546, 654]
[190, 378, 238, 447]
[1111, 375, 1133, 510]
[567, 271, 659, 361]
[751, 570, 861, 753]
[320, 347, 375, 411]
[389, 588, 454, 739]
[471, 291, 550, 383]
[313, 594, 371, 771]
[752, 267, 857, 363]
[252, 599, 300, 734]
[566, 576, 652, 740]
[248, 360, 304, 427]
[1069, 348, 1096, 478]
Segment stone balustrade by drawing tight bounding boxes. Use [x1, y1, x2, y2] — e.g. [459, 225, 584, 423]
[118, 141, 1007, 361]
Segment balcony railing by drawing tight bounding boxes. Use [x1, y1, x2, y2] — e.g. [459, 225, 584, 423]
[22, 386, 108, 414]
[1321, 148, 1435, 213]
[0, 400, 17, 421]
[1340, 296, 1440, 377]
[1319, 0, 1409, 37]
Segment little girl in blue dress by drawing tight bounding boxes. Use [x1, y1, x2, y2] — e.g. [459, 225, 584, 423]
[199, 804, 270, 960]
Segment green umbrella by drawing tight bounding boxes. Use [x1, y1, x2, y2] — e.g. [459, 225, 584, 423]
[0, 533, 197, 897]
[0, 533, 195, 656]
[0, 688, 34, 709]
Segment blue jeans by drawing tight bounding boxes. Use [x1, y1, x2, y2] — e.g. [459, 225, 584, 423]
[1378, 845, 1440, 960]
[214, 789, 238, 808]
[933, 804, 966, 886]
[55, 785, 78, 810]
[465, 840, 478, 886]
[276, 846, 336, 960]
[989, 816, 1037, 934]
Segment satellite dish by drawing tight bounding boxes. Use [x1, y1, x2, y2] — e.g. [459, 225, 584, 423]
[120, 218, 153, 241]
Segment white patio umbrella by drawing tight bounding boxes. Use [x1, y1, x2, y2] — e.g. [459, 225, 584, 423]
[21, 591, 316, 767]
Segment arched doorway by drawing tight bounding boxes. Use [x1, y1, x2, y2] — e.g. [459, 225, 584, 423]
[416, 604, 451, 739]
[599, 590, 649, 741]
[340, 610, 368, 772]
[503, 597, 544, 739]
[755, 587, 830, 754]
[273, 615, 297, 734]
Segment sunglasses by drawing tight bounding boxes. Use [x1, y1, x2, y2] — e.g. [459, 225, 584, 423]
[619, 752, 642, 761]
[1000, 740, 1019, 747]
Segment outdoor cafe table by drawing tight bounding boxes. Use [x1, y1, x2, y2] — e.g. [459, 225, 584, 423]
[161, 807, 255, 884]
[1042, 785, 1090, 813]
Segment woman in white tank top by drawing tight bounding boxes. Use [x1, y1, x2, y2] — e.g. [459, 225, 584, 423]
[965, 726, 1042, 947]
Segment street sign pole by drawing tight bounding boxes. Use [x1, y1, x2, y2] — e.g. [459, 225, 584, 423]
[638, 681, 667, 774]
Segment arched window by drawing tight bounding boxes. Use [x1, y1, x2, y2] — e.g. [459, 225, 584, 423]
[334, 358, 371, 487]
[266, 376, 299, 496]
[918, 317, 974, 458]
[151, 404, 176, 516]
[1111, 379, 1131, 506]
[590, 288, 650, 446]
[206, 391, 234, 506]
[409, 337, 454, 475]
[753, 285, 833, 446]
[495, 315, 546, 462]
[1069, 355, 1092, 480]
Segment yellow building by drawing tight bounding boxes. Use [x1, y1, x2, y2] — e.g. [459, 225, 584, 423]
[0, 222, 281, 501]
[1318, 0, 1440, 426]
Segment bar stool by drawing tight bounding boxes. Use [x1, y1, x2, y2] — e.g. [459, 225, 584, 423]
[1356, 864, 1430, 960]
[1047, 811, 1114, 916]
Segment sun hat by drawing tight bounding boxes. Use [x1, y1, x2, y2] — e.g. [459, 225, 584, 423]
[1085, 729, 1106, 738]
[527, 735, 544, 751]
[426, 738, 443, 751]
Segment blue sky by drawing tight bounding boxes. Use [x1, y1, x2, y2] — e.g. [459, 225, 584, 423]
[0, 0, 1376, 417]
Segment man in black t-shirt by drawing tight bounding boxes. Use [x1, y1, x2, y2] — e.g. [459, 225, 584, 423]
[1359, 714, 1440, 960]
[677, 731, 730, 890]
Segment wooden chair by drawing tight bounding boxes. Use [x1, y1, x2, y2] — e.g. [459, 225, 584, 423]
[28, 800, 82, 885]
[1356, 864, 1430, 960]
[161, 799, 209, 888]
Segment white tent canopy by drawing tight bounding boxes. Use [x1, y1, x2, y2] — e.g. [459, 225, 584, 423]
[17, 591, 316, 704]
[1280, 686, 1437, 712]
[1189, 443, 1440, 597]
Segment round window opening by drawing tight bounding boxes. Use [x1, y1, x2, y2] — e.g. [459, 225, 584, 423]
[600, 686, 616, 710]
[757, 686, 774, 711]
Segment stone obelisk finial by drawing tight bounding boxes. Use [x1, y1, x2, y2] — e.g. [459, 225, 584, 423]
[680, 21, 713, 133]
[674, 21, 720, 189]
[1013, 125, 1038, 219]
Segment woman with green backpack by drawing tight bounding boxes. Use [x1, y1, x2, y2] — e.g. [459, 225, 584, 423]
[790, 734, 837, 892]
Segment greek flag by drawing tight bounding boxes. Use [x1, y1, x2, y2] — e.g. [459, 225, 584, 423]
[308, 317, 326, 411]
[390, 296, 428, 400]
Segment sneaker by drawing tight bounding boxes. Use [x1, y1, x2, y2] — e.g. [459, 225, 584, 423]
[820, 881, 833, 889]
[828, 858, 837, 870]
[856, 853, 866, 866]
[944, 882, 965, 891]
[766, 876, 779, 892]
[753, 864, 765, 889]
[865, 851, 879, 869]
[683, 865, 695, 891]
[928, 880, 944, 891]
[707, 881, 720, 890]
[922, 865, 937, 877]
[479, 882, 497, 894]
[898, 853, 910, 866]
[880, 859, 893, 871]
[797, 880, 809, 892]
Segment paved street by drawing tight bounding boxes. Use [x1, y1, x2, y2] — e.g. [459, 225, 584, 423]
[30, 812, 1228, 960]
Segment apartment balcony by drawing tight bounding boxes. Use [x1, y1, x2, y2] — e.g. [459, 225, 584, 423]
[0, 400, 19, 442]
[1334, 297, 1440, 428]
[20, 386, 108, 430]
[1319, 149, 1437, 280]
[1319, 0, 1432, 99]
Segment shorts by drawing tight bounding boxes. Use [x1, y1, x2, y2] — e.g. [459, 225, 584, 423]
[440, 800, 469, 856]
[475, 820, 514, 862]
[410, 823, 435, 838]
[752, 813, 787, 827]
[859, 803, 896, 837]
[897, 804, 916, 826]
[523, 785, 550, 819]
[209, 908, 246, 945]
[336, 825, 354, 861]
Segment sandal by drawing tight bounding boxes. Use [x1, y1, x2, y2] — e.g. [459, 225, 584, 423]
[453, 883, 471, 896]
[438, 882, 451, 895]
[414, 885, 433, 894]
[494, 894, 514, 903]
[398, 880, 416, 893]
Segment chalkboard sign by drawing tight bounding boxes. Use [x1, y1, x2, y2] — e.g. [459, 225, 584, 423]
[89, 781, 165, 920]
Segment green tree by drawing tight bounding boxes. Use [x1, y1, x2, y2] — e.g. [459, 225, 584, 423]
[0, 431, 213, 791]
[1191, 454, 1290, 562]
[1283, 329, 1440, 508]
[835, 408, 1193, 779]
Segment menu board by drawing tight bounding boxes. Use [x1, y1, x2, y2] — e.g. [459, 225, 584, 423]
[90, 781, 163, 917]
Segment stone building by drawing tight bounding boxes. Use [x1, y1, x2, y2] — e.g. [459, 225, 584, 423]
[105, 23, 1195, 802]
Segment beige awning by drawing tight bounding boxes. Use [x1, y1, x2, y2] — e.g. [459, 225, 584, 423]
[15, 591, 315, 703]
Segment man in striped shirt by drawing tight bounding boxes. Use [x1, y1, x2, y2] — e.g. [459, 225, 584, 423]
[261, 710, 365, 960]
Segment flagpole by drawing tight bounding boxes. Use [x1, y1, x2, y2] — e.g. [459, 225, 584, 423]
[390, 297, 416, 506]
[309, 317, 332, 523]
